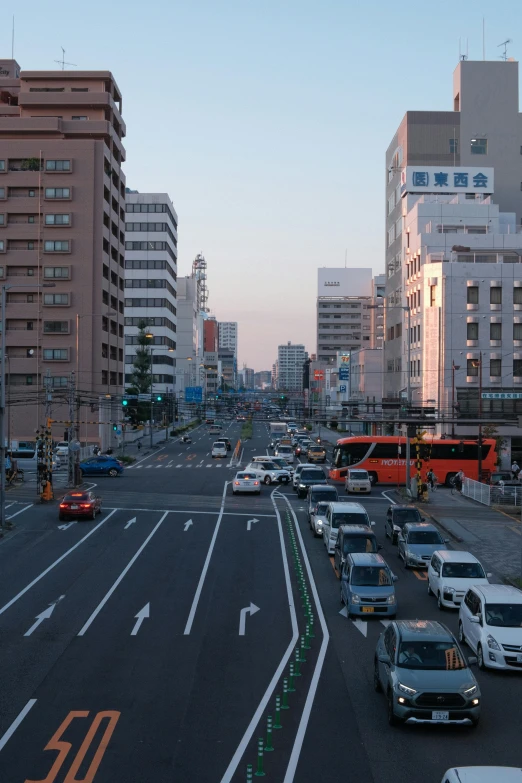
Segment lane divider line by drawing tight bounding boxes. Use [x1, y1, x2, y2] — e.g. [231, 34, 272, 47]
[6, 503, 34, 521]
[78, 511, 170, 635]
[0, 698, 37, 753]
[0, 509, 119, 618]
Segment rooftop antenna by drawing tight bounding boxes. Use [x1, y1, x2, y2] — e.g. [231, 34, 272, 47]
[498, 39, 512, 61]
[459, 38, 468, 61]
[483, 17, 486, 60]
[11, 16, 14, 59]
[54, 47, 77, 70]
[344, 248, 347, 268]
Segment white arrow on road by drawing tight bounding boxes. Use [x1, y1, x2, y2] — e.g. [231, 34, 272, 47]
[352, 619, 368, 637]
[131, 603, 150, 636]
[239, 602, 260, 635]
[124, 517, 137, 530]
[184, 519, 193, 531]
[246, 518, 259, 531]
[57, 521, 76, 531]
[24, 595, 64, 636]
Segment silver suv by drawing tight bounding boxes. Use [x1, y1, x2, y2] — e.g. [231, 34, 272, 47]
[374, 620, 480, 727]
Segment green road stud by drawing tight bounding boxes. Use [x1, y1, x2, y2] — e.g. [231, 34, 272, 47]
[255, 738, 265, 777]
[274, 695, 282, 729]
[288, 662, 296, 692]
[265, 715, 274, 752]
[282, 678, 290, 710]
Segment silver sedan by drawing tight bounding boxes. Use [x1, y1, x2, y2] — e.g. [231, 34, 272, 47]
[232, 471, 261, 495]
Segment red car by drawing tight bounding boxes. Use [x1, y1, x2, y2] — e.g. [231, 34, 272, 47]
[59, 491, 102, 521]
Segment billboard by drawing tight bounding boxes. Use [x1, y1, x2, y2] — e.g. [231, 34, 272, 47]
[185, 386, 203, 402]
[318, 268, 372, 298]
[401, 166, 494, 196]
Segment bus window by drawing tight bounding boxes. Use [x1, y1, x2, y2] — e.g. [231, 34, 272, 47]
[333, 442, 370, 467]
[371, 443, 402, 459]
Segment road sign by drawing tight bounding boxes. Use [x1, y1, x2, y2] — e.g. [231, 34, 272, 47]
[338, 367, 350, 380]
[339, 385, 347, 393]
[185, 386, 203, 403]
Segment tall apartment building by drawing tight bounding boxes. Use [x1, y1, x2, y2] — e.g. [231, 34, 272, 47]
[175, 275, 200, 391]
[124, 192, 177, 394]
[370, 274, 385, 349]
[385, 58, 522, 401]
[203, 316, 218, 352]
[254, 370, 272, 389]
[316, 268, 374, 363]
[218, 321, 238, 354]
[0, 60, 126, 444]
[277, 342, 306, 392]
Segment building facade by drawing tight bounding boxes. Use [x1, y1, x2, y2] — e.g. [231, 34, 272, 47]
[203, 316, 218, 352]
[254, 370, 272, 389]
[124, 192, 177, 395]
[277, 342, 306, 392]
[218, 321, 238, 354]
[0, 60, 126, 445]
[316, 268, 374, 363]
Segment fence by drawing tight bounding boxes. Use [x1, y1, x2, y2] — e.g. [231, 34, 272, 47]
[463, 477, 522, 507]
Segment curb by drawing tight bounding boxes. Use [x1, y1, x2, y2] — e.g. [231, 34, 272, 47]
[392, 489, 466, 544]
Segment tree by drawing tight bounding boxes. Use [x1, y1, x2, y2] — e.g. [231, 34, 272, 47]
[125, 321, 152, 424]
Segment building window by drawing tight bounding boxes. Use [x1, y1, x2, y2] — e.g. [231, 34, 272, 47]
[490, 358, 501, 377]
[449, 138, 458, 154]
[467, 323, 478, 340]
[514, 360, 522, 377]
[470, 138, 487, 155]
[45, 214, 70, 225]
[45, 160, 71, 171]
[490, 323, 502, 341]
[0, 240, 4, 252]
[0, 214, 4, 226]
[387, 226, 395, 247]
[44, 240, 69, 252]
[51, 376, 68, 387]
[467, 358, 479, 377]
[43, 348, 68, 360]
[467, 286, 479, 304]
[490, 287, 502, 305]
[44, 293, 69, 305]
[0, 160, 5, 172]
[45, 188, 70, 199]
[43, 321, 69, 333]
[514, 287, 522, 305]
[514, 323, 522, 340]
[430, 285, 436, 306]
[71, 116, 88, 120]
[44, 267, 69, 278]
[0, 188, 4, 199]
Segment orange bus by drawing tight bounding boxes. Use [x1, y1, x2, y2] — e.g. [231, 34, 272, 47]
[329, 435, 496, 486]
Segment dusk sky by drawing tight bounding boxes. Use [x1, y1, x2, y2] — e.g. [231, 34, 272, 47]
[5, 0, 522, 370]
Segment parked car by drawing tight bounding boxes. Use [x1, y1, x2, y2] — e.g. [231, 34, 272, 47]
[397, 522, 448, 568]
[341, 553, 397, 618]
[322, 501, 373, 554]
[307, 444, 327, 464]
[296, 466, 328, 499]
[215, 437, 232, 451]
[54, 441, 69, 457]
[334, 524, 381, 573]
[428, 551, 491, 610]
[244, 461, 289, 485]
[59, 491, 102, 521]
[345, 468, 371, 494]
[232, 471, 261, 495]
[374, 620, 480, 727]
[211, 442, 227, 458]
[385, 505, 425, 544]
[79, 456, 123, 477]
[306, 484, 339, 520]
[458, 584, 522, 670]
[293, 462, 316, 490]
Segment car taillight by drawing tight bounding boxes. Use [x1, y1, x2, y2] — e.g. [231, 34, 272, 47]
[254, 481, 259, 485]
[80, 503, 92, 508]
[59, 503, 67, 508]
[234, 481, 240, 485]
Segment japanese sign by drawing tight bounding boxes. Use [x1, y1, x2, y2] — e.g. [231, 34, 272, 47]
[338, 367, 350, 380]
[481, 392, 522, 400]
[401, 166, 494, 195]
[185, 386, 203, 402]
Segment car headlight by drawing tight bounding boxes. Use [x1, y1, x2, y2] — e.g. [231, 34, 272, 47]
[387, 595, 396, 604]
[315, 520, 323, 526]
[444, 586, 456, 594]
[393, 525, 400, 532]
[299, 483, 306, 489]
[463, 684, 477, 696]
[351, 594, 361, 603]
[487, 634, 501, 650]
[397, 682, 417, 696]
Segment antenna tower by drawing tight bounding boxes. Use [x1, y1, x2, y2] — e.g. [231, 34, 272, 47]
[54, 47, 77, 70]
[497, 39, 512, 61]
[192, 253, 209, 312]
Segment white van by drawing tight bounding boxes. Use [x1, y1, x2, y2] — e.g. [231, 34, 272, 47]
[211, 442, 227, 459]
[428, 550, 491, 609]
[459, 584, 522, 670]
[345, 468, 371, 494]
[322, 502, 374, 555]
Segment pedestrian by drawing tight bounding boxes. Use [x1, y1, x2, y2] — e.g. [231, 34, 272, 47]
[137, 440, 142, 451]
[511, 460, 520, 480]
[453, 470, 464, 494]
[426, 469, 437, 491]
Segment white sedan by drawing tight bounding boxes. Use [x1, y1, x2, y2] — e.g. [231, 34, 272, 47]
[232, 471, 261, 495]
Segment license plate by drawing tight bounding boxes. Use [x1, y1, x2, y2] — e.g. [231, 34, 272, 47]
[362, 606, 374, 613]
[516, 654, 522, 663]
[432, 711, 449, 721]
[353, 487, 359, 491]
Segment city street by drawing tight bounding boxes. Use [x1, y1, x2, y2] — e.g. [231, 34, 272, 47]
[1, 420, 521, 782]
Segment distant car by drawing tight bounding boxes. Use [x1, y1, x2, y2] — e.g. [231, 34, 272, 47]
[295, 439, 314, 457]
[269, 456, 294, 475]
[428, 550, 491, 610]
[385, 505, 425, 544]
[274, 444, 294, 464]
[296, 466, 328, 499]
[205, 417, 215, 424]
[458, 584, 522, 671]
[211, 442, 227, 458]
[216, 437, 232, 451]
[307, 445, 327, 464]
[232, 471, 261, 495]
[374, 620, 481, 727]
[209, 425, 222, 434]
[79, 456, 123, 477]
[397, 523, 448, 568]
[237, 415, 246, 421]
[306, 483, 339, 519]
[59, 491, 102, 521]
[345, 468, 371, 494]
[340, 553, 397, 618]
[293, 462, 315, 490]
[334, 524, 380, 573]
[310, 502, 329, 536]
[245, 461, 290, 485]
[54, 441, 69, 457]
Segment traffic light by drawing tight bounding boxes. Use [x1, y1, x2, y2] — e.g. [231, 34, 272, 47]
[156, 394, 163, 402]
[112, 423, 118, 431]
[122, 399, 128, 407]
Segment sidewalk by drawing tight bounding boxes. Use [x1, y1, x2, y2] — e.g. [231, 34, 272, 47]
[406, 487, 522, 586]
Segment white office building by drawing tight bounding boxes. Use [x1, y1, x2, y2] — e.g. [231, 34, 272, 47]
[277, 342, 306, 392]
[218, 321, 238, 354]
[124, 192, 178, 394]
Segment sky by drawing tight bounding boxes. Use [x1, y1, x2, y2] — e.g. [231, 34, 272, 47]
[3, 0, 522, 371]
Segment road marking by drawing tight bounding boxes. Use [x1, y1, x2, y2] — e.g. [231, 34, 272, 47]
[6, 503, 34, 521]
[124, 517, 137, 530]
[0, 509, 118, 618]
[206, 464, 212, 468]
[238, 602, 260, 635]
[413, 570, 428, 581]
[176, 464, 182, 468]
[186, 453, 197, 461]
[381, 491, 396, 504]
[184, 483, 228, 635]
[24, 595, 65, 636]
[352, 619, 368, 636]
[339, 606, 348, 617]
[78, 512, 169, 635]
[145, 465, 152, 469]
[155, 465, 163, 469]
[57, 521, 77, 531]
[246, 518, 259, 531]
[131, 603, 150, 635]
[135, 465, 143, 469]
[509, 525, 522, 536]
[0, 699, 37, 752]
[219, 490, 299, 783]
[184, 519, 193, 531]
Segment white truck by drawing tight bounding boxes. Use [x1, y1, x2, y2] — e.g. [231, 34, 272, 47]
[270, 422, 287, 437]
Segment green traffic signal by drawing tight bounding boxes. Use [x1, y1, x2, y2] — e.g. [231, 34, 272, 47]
[156, 395, 163, 402]
[122, 399, 128, 407]
[112, 423, 118, 431]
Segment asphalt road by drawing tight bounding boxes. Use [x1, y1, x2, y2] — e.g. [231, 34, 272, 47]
[0, 419, 521, 782]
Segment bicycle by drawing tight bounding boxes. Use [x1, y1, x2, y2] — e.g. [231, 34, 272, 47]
[450, 477, 462, 496]
[6, 468, 24, 486]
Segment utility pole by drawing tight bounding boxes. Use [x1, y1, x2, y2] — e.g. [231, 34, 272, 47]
[68, 372, 75, 487]
[404, 306, 412, 493]
[0, 284, 6, 534]
[478, 352, 483, 482]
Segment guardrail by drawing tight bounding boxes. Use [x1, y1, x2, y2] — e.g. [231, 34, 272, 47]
[463, 477, 522, 507]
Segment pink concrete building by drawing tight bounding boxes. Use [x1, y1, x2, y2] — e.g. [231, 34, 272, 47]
[0, 60, 126, 446]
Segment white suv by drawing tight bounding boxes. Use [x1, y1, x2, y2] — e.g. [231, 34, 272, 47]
[458, 584, 522, 670]
[211, 442, 227, 458]
[244, 461, 286, 485]
[428, 550, 491, 610]
[322, 502, 373, 555]
[248, 458, 291, 484]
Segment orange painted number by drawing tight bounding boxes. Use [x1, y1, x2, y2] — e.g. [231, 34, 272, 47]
[25, 710, 120, 783]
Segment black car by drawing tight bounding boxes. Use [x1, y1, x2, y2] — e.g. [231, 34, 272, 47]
[296, 467, 328, 499]
[216, 437, 232, 451]
[385, 505, 425, 544]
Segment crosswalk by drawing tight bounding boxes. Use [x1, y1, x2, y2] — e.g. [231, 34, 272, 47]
[128, 462, 234, 470]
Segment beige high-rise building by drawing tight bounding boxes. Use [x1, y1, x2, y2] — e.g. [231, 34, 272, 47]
[0, 60, 126, 446]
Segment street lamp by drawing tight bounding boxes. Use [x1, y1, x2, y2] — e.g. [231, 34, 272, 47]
[471, 354, 483, 482]
[451, 362, 461, 439]
[146, 335, 174, 448]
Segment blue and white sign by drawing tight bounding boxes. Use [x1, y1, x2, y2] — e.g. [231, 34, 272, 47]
[401, 166, 494, 196]
[185, 386, 203, 403]
[339, 384, 347, 393]
[338, 367, 350, 381]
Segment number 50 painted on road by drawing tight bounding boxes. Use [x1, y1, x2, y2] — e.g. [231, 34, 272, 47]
[26, 710, 120, 783]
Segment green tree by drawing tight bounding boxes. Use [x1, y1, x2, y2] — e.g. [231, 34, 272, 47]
[125, 321, 152, 423]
